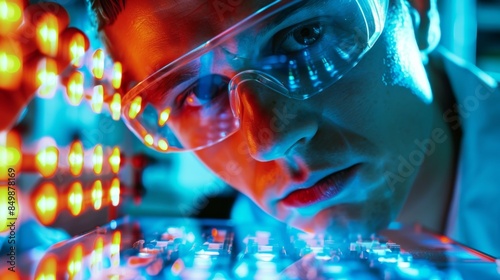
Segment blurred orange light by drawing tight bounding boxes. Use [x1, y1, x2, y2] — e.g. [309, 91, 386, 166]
[91, 85, 104, 113]
[0, 39, 22, 91]
[212, 228, 218, 237]
[92, 49, 104, 79]
[91, 236, 104, 273]
[0, 145, 20, 169]
[67, 244, 83, 279]
[109, 147, 120, 174]
[112, 62, 122, 89]
[35, 146, 59, 178]
[111, 231, 121, 267]
[171, 259, 185, 276]
[158, 108, 171, 127]
[33, 182, 58, 225]
[92, 145, 103, 175]
[0, 184, 18, 232]
[67, 181, 83, 216]
[36, 13, 58, 57]
[128, 96, 142, 119]
[0, 0, 23, 35]
[144, 134, 153, 146]
[110, 178, 120, 207]
[68, 140, 84, 176]
[69, 33, 85, 67]
[0, 131, 22, 180]
[110, 93, 121, 121]
[66, 71, 84, 106]
[91, 180, 103, 210]
[36, 58, 58, 98]
[35, 254, 57, 280]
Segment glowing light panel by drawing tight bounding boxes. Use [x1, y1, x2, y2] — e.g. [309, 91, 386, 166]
[110, 93, 121, 121]
[92, 145, 103, 175]
[68, 140, 84, 176]
[69, 33, 85, 67]
[67, 182, 83, 216]
[91, 85, 104, 113]
[91, 180, 103, 210]
[33, 182, 58, 225]
[110, 178, 120, 206]
[36, 13, 58, 57]
[109, 147, 120, 174]
[66, 71, 84, 106]
[35, 146, 59, 178]
[92, 49, 104, 79]
[36, 58, 58, 98]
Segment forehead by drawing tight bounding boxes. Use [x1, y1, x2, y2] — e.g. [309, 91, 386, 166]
[102, 0, 274, 80]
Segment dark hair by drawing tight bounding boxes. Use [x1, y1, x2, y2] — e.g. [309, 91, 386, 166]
[86, 0, 126, 30]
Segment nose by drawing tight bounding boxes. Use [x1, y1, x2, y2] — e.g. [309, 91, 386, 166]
[233, 78, 318, 162]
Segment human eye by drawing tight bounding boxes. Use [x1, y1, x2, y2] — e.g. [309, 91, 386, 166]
[176, 74, 229, 108]
[272, 18, 337, 54]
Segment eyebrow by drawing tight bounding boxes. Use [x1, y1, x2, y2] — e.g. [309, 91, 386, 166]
[149, 63, 199, 103]
[260, 1, 311, 35]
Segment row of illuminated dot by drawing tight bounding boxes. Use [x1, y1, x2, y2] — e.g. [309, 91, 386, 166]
[33, 230, 122, 280]
[32, 179, 121, 225]
[0, 0, 125, 120]
[0, 138, 121, 179]
[127, 96, 172, 151]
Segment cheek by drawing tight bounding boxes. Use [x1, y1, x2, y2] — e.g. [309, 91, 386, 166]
[193, 131, 271, 203]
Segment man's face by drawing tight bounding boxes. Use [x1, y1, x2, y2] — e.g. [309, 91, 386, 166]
[104, 0, 436, 237]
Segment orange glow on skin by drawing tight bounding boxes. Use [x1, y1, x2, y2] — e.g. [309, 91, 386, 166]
[66, 71, 84, 106]
[67, 181, 83, 216]
[68, 140, 84, 176]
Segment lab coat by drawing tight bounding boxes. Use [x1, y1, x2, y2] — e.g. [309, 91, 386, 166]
[443, 48, 500, 258]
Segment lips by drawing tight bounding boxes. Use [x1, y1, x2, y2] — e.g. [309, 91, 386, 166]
[281, 165, 359, 208]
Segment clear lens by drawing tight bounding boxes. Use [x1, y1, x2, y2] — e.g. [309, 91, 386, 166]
[122, 0, 388, 152]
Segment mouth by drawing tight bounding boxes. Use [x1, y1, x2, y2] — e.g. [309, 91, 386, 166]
[281, 164, 360, 208]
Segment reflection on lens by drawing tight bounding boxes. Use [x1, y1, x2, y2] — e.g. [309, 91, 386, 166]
[158, 139, 169, 151]
[129, 96, 142, 119]
[144, 134, 153, 146]
[158, 108, 171, 127]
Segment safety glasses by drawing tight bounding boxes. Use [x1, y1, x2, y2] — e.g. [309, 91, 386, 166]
[121, 0, 388, 152]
